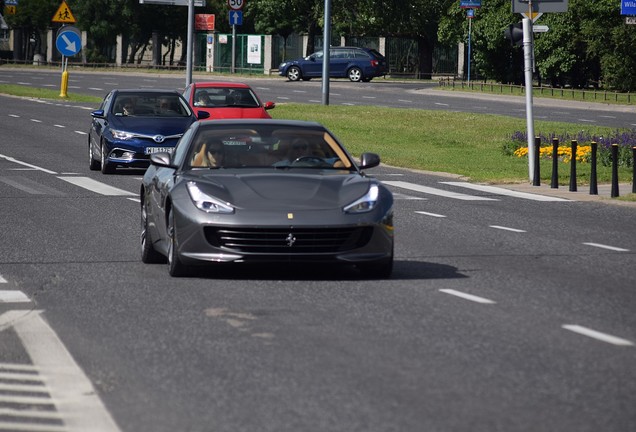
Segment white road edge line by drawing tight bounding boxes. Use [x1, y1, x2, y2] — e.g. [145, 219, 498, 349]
[562, 325, 634, 346]
[441, 181, 571, 202]
[57, 176, 136, 196]
[0, 154, 58, 174]
[583, 242, 629, 252]
[384, 180, 497, 201]
[439, 289, 496, 304]
[0, 291, 30, 303]
[489, 225, 526, 233]
[3, 310, 123, 431]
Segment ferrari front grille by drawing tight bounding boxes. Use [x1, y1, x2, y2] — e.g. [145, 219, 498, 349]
[204, 226, 373, 254]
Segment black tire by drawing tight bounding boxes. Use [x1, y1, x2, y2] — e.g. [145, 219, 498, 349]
[167, 208, 188, 277]
[141, 200, 166, 264]
[287, 66, 302, 81]
[100, 141, 115, 174]
[348, 67, 363, 82]
[89, 139, 100, 170]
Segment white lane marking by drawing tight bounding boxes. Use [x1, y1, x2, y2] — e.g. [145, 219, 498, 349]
[415, 211, 446, 218]
[362, 96, 376, 99]
[435, 102, 450, 107]
[54, 124, 65, 128]
[8, 114, 19, 118]
[0, 291, 30, 303]
[384, 180, 497, 201]
[0, 274, 6, 283]
[74, 131, 87, 135]
[577, 119, 596, 123]
[562, 325, 634, 346]
[398, 99, 412, 103]
[0, 154, 57, 174]
[277, 96, 290, 100]
[308, 100, 321, 103]
[441, 181, 571, 202]
[583, 242, 629, 252]
[599, 115, 617, 119]
[439, 289, 496, 304]
[490, 225, 526, 233]
[104, 82, 119, 85]
[292, 90, 307, 93]
[17, 82, 31, 85]
[0, 383, 47, 393]
[127, 197, 141, 203]
[393, 193, 427, 201]
[57, 176, 136, 196]
[88, 87, 104, 91]
[5, 310, 123, 431]
[342, 103, 355, 106]
[30, 119, 42, 123]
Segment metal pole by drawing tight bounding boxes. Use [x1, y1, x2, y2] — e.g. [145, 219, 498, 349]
[321, 0, 331, 105]
[611, 144, 619, 197]
[231, 25, 236, 74]
[522, 17, 535, 183]
[551, 137, 559, 188]
[467, 16, 471, 85]
[186, 0, 194, 86]
[590, 141, 598, 195]
[569, 140, 577, 192]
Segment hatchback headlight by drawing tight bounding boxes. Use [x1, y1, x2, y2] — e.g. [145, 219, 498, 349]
[344, 184, 379, 214]
[110, 129, 135, 140]
[186, 182, 234, 214]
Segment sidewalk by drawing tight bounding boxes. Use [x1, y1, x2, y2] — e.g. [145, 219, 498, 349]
[500, 181, 636, 207]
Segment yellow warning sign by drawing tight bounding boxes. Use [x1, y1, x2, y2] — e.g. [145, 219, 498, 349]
[52, 1, 76, 23]
[5, 5, 17, 15]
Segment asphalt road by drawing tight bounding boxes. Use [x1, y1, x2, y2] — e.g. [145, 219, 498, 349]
[1, 67, 636, 128]
[0, 79, 635, 432]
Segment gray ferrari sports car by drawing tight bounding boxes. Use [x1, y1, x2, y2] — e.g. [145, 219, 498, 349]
[140, 119, 394, 278]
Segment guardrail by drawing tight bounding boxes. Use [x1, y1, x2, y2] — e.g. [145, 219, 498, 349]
[438, 78, 635, 105]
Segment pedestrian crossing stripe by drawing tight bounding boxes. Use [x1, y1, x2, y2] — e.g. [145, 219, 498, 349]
[51, 1, 76, 23]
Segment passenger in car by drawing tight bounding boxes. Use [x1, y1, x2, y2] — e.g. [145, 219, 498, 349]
[191, 140, 225, 167]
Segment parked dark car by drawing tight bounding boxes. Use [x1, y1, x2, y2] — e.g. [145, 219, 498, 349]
[140, 119, 394, 278]
[88, 89, 209, 174]
[278, 46, 387, 82]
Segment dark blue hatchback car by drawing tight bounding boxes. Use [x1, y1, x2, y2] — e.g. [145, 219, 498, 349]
[278, 46, 387, 82]
[88, 89, 209, 174]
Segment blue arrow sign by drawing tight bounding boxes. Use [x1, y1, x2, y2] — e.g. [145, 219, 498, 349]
[229, 10, 242, 26]
[56, 28, 81, 56]
[5, 0, 18, 5]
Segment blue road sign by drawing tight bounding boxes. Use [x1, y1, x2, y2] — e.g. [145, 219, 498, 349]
[5, 0, 18, 5]
[229, 10, 242, 26]
[460, 0, 481, 8]
[56, 27, 82, 57]
[622, 0, 636, 15]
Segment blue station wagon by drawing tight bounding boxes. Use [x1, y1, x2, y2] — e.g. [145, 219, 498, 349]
[278, 46, 387, 82]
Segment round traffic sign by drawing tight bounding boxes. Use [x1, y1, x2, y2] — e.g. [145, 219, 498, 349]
[227, 0, 244, 10]
[55, 25, 82, 57]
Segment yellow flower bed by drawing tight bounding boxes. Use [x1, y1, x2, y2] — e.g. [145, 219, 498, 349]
[514, 145, 592, 163]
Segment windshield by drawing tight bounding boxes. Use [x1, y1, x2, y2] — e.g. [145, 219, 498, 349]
[193, 88, 260, 109]
[112, 93, 192, 117]
[186, 124, 353, 170]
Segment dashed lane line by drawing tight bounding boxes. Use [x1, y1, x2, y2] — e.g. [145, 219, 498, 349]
[562, 325, 634, 346]
[57, 176, 136, 196]
[439, 289, 496, 304]
[489, 225, 527, 233]
[583, 242, 629, 252]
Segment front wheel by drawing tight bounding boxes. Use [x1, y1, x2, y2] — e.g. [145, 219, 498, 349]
[88, 139, 100, 170]
[348, 67, 363, 82]
[167, 208, 188, 277]
[100, 142, 115, 174]
[141, 200, 165, 264]
[287, 66, 302, 82]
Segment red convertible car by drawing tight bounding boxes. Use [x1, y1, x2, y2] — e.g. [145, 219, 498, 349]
[182, 82, 276, 120]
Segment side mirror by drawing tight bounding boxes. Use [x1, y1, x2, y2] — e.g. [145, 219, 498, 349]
[149, 152, 174, 168]
[197, 110, 211, 120]
[263, 101, 276, 110]
[359, 152, 380, 170]
[90, 109, 105, 118]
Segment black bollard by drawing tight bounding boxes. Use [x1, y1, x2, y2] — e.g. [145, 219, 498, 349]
[551, 137, 559, 188]
[569, 140, 577, 192]
[533, 137, 541, 186]
[633, 146, 636, 194]
[611, 143, 619, 198]
[590, 141, 598, 195]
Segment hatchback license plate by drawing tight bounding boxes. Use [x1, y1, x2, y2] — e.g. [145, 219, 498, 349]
[145, 147, 173, 155]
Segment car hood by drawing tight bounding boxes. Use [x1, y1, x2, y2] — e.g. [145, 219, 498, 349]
[202, 107, 270, 119]
[108, 115, 195, 134]
[183, 170, 371, 210]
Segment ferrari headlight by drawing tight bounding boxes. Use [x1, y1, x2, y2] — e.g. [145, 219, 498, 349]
[110, 129, 135, 140]
[186, 182, 234, 214]
[344, 184, 379, 214]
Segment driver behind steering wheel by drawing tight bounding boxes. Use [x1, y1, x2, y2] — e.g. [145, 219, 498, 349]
[273, 138, 311, 166]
